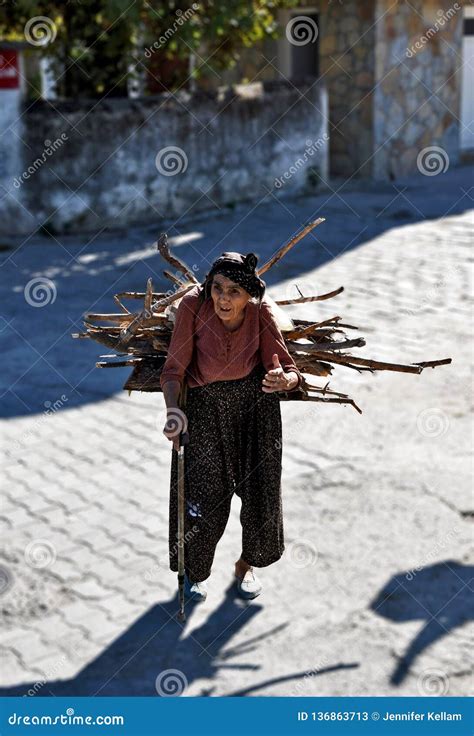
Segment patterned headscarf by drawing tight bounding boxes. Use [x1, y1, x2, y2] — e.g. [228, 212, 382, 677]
[200, 252, 266, 301]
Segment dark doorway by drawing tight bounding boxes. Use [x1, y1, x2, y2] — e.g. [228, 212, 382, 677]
[289, 12, 320, 81]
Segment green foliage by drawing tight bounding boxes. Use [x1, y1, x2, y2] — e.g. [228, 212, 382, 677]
[0, 0, 298, 97]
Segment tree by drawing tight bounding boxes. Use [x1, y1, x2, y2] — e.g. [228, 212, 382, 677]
[0, 0, 298, 98]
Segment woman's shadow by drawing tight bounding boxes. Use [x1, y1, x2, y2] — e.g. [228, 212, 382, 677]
[369, 560, 472, 685]
[0, 582, 356, 697]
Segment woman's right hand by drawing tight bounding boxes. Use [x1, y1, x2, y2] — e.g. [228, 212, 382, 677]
[163, 408, 188, 452]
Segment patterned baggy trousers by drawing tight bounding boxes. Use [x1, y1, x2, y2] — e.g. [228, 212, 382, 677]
[168, 363, 285, 582]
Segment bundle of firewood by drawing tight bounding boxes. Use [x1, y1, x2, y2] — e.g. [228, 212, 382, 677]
[71, 220, 451, 413]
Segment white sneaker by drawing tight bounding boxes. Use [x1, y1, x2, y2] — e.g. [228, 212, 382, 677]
[184, 574, 208, 601]
[235, 566, 262, 599]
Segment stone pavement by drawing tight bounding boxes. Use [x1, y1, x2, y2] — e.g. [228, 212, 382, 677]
[0, 165, 472, 697]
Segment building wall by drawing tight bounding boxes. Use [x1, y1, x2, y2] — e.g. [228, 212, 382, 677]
[254, 0, 466, 179]
[1, 80, 328, 236]
[318, 0, 376, 178]
[228, 1, 376, 178]
[373, 0, 464, 179]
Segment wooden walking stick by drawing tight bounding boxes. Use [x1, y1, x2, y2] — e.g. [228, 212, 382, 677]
[176, 380, 189, 623]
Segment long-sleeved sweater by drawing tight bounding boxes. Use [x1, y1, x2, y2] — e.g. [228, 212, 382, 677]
[159, 285, 303, 391]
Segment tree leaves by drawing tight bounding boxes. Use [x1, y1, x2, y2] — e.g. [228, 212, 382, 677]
[0, 0, 298, 97]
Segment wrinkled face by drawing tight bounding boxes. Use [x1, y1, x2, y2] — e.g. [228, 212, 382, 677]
[210, 273, 251, 322]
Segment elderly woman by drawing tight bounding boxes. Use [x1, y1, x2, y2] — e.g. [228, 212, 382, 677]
[161, 251, 302, 602]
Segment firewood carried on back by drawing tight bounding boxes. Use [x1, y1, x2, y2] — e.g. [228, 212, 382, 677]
[71, 222, 452, 412]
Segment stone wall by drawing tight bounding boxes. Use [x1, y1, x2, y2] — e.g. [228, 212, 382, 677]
[373, 0, 463, 178]
[1, 80, 328, 236]
[319, 0, 463, 178]
[261, 0, 465, 179]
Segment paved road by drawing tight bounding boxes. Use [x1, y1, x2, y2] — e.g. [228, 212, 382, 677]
[0, 165, 472, 697]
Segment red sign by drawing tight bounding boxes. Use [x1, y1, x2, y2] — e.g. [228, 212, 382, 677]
[0, 49, 19, 89]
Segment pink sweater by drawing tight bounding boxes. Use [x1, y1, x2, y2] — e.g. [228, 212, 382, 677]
[159, 285, 303, 391]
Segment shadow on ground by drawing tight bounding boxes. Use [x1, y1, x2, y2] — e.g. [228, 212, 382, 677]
[2, 561, 470, 696]
[370, 561, 473, 685]
[0, 582, 357, 696]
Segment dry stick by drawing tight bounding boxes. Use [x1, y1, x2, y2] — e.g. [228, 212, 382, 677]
[84, 322, 144, 333]
[304, 328, 344, 339]
[335, 363, 375, 373]
[284, 316, 342, 338]
[294, 394, 363, 413]
[84, 326, 170, 337]
[115, 291, 167, 300]
[96, 356, 167, 367]
[96, 359, 145, 368]
[152, 283, 196, 310]
[163, 270, 184, 287]
[81, 333, 126, 350]
[303, 383, 351, 399]
[85, 313, 137, 322]
[292, 318, 355, 331]
[276, 286, 344, 305]
[120, 282, 194, 344]
[291, 348, 427, 374]
[157, 232, 199, 284]
[84, 313, 168, 325]
[293, 325, 346, 338]
[144, 278, 153, 314]
[258, 217, 326, 275]
[295, 361, 333, 376]
[413, 359, 452, 368]
[113, 295, 131, 314]
[309, 338, 367, 351]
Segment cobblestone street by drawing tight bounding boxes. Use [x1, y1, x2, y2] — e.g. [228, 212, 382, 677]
[0, 165, 472, 697]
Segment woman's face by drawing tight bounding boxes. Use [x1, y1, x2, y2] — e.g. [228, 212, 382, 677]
[210, 273, 251, 323]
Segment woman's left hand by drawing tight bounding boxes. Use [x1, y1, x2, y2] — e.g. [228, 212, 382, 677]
[262, 354, 299, 393]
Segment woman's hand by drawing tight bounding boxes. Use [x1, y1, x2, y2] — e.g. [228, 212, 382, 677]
[163, 407, 188, 452]
[262, 354, 299, 393]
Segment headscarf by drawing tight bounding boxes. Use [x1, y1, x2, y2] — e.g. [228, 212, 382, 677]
[200, 252, 266, 302]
